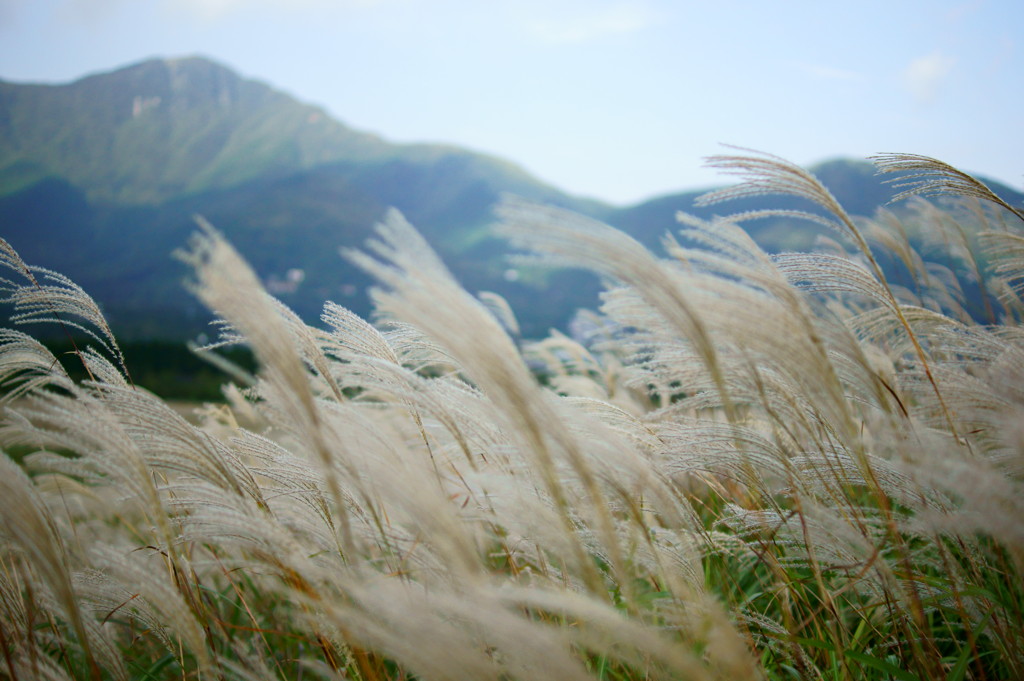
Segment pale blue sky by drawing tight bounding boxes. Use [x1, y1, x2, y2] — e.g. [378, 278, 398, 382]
[1, 0, 1021, 204]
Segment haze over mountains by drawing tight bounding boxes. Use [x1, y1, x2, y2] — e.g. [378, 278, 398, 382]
[2, 56, 1021, 339]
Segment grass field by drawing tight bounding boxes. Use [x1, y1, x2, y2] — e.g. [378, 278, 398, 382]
[1, 150, 1022, 680]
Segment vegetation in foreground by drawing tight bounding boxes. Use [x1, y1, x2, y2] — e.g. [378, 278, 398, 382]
[1, 150, 1022, 680]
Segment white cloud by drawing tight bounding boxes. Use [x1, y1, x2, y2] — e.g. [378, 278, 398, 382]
[903, 50, 956, 104]
[528, 2, 655, 45]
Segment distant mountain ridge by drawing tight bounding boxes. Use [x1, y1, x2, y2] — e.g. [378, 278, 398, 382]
[0, 56, 553, 205]
[1, 57, 1022, 339]
[1, 56, 613, 336]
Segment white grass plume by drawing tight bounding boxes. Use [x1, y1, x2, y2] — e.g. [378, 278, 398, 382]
[1, 155, 1022, 679]
[871, 152, 1024, 223]
[0, 238, 130, 384]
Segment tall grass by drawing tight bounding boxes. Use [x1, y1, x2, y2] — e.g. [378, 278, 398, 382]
[1, 151, 1022, 680]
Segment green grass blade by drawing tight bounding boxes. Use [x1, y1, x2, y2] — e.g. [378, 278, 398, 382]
[844, 650, 920, 681]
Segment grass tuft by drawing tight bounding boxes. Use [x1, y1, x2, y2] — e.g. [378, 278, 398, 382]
[1, 152, 1022, 680]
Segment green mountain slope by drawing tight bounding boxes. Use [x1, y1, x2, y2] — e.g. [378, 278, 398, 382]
[0, 56, 609, 212]
[0, 57, 610, 337]
[2, 57, 1021, 340]
[0, 56, 395, 203]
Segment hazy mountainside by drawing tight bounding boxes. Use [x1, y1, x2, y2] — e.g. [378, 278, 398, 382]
[0, 56, 601, 211]
[1, 56, 1022, 339]
[0, 57, 608, 337]
[609, 158, 1024, 252]
[0, 56, 391, 203]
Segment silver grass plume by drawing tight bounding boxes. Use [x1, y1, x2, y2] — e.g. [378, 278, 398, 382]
[0, 453, 100, 678]
[980, 231, 1024, 311]
[496, 197, 741, 425]
[0, 329, 74, 404]
[346, 208, 632, 598]
[871, 152, 1024, 223]
[698, 147, 963, 442]
[0, 238, 131, 385]
[177, 217, 356, 560]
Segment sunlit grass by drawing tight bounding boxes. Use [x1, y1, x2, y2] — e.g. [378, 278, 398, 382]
[1, 152, 1022, 680]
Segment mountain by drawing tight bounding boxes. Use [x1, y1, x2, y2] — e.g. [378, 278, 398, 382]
[0, 57, 609, 337]
[0, 56, 390, 203]
[608, 158, 1024, 253]
[1, 57, 1022, 340]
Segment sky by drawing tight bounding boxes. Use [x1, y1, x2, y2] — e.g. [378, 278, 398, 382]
[0, 0, 1021, 205]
